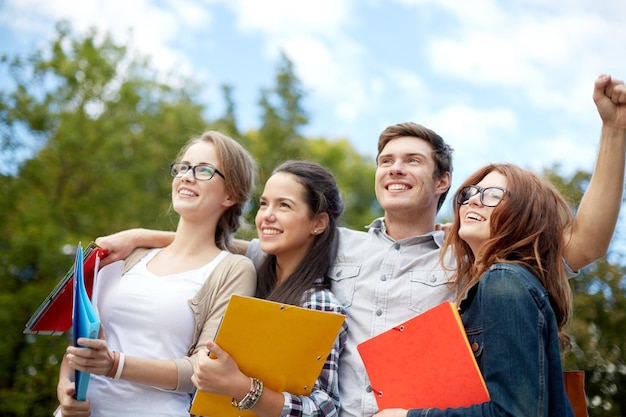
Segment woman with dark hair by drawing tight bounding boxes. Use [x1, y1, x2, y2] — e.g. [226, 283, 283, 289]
[375, 163, 575, 417]
[192, 161, 349, 417]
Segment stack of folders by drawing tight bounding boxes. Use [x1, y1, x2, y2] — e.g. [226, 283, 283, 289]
[25, 242, 105, 401]
[71, 243, 101, 400]
[24, 242, 106, 335]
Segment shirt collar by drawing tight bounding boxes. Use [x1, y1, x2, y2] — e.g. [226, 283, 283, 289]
[366, 217, 445, 247]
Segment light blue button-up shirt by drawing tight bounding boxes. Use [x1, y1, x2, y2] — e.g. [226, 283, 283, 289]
[329, 219, 457, 417]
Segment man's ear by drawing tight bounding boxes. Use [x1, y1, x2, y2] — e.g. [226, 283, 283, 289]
[435, 172, 451, 196]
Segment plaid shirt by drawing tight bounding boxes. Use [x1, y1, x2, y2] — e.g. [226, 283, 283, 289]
[280, 286, 348, 417]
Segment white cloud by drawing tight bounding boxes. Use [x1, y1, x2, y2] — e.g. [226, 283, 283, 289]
[226, 0, 352, 36]
[0, 0, 621, 179]
[433, 105, 517, 147]
[426, 1, 626, 96]
[0, 0, 214, 79]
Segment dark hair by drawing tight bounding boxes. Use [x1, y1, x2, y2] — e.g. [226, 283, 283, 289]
[443, 163, 573, 347]
[175, 131, 256, 252]
[256, 161, 344, 306]
[377, 122, 454, 212]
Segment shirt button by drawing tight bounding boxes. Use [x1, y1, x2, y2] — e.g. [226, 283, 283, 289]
[394, 243, 400, 250]
[381, 275, 387, 281]
[336, 270, 343, 277]
[430, 275, 437, 283]
[366, 385, 373, 393]
[471, 342, 479, 352]
[375, 309, 383, 316]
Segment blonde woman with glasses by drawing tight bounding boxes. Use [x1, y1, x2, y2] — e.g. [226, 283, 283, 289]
[56, 131, 257, 417]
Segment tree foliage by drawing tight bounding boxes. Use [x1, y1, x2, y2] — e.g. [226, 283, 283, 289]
[546, 167, 626, 417]
[0, 22, 379, 416]
[0, 22, 207, 416]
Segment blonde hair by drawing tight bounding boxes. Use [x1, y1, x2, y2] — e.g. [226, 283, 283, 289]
[176, 131, 256, 252]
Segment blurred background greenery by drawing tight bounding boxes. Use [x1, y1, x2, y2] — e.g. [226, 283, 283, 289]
[1, 21, 624, 416]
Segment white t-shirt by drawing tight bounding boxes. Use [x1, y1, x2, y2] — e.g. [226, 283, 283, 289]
[87, 248, 228, 417]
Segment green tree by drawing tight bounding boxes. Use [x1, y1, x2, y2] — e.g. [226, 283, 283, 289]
[0, 21, 207, 416]
[250, 51, 309, 181]
[239, 53, 381, 234]
[307, 137, 380, 230]
[547, 167, 626, 417]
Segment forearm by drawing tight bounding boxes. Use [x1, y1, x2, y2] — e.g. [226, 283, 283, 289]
[564, 124, 626, 271]
[58, 355, 74, 395]
[96, 228, 175, 265]
[118, 355, 179, 390]
[232, 238, 251, 255]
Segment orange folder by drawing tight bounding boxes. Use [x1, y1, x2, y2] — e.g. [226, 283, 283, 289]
[357, 301, 490, 410]
[189, 295, 345, 417]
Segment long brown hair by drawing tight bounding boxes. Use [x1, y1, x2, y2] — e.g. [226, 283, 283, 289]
[443, 163, 573, 347]
[256, 161, 344, 306]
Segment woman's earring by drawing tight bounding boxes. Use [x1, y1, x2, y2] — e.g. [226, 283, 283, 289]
[313, 229, 318, 235]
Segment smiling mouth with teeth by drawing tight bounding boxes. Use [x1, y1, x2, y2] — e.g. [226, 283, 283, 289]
[179, 190, 197, 197]
[388, 184, 409, 191]
[466, 213, 485, 221]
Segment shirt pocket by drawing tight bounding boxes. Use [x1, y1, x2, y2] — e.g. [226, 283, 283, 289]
[408, 269, 453, 313]
[465, 326, 484, 362]
[328, 263, 361, 308]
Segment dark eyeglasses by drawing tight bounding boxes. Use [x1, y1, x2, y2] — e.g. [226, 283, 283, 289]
[456, 185, 507, 207]
[170, 163, 225, 181]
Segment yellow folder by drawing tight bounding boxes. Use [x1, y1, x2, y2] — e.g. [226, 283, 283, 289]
[189, 295, 345, 417]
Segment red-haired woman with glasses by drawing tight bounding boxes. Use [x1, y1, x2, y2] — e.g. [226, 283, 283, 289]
[375, 164, 576, 417]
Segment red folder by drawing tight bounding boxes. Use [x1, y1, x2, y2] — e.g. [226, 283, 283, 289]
[357, 301, 490, 410]
[24, 242, 107, 335]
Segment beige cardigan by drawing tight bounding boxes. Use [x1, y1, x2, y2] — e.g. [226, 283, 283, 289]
[122, 248, 257, 393]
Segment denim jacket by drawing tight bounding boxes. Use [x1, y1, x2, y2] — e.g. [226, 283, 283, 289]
[407, 263, 574, 417]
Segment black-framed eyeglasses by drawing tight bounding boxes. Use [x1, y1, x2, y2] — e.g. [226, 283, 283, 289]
[456, 185, 507, 207]
[170, 163, 225, 181]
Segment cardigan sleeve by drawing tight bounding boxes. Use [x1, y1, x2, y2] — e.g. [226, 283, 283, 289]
[173, 254, 257, 392]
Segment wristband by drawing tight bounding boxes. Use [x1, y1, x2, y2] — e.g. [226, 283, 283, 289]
[114, 352, 125, 380]
[106, 351, 120, 378]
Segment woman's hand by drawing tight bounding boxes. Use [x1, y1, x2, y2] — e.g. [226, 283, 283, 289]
[95, 229, 143, 266]
[192, 341, 250, 400]
[57, 380, 91, 417]
[373, 409, 409, 417]
[66, 337, 115, 376]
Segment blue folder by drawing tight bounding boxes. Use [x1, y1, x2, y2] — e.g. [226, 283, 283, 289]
[72, 242, 101, 401]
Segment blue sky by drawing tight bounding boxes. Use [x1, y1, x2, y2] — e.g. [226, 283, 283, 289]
[1, 0, 625, 219]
